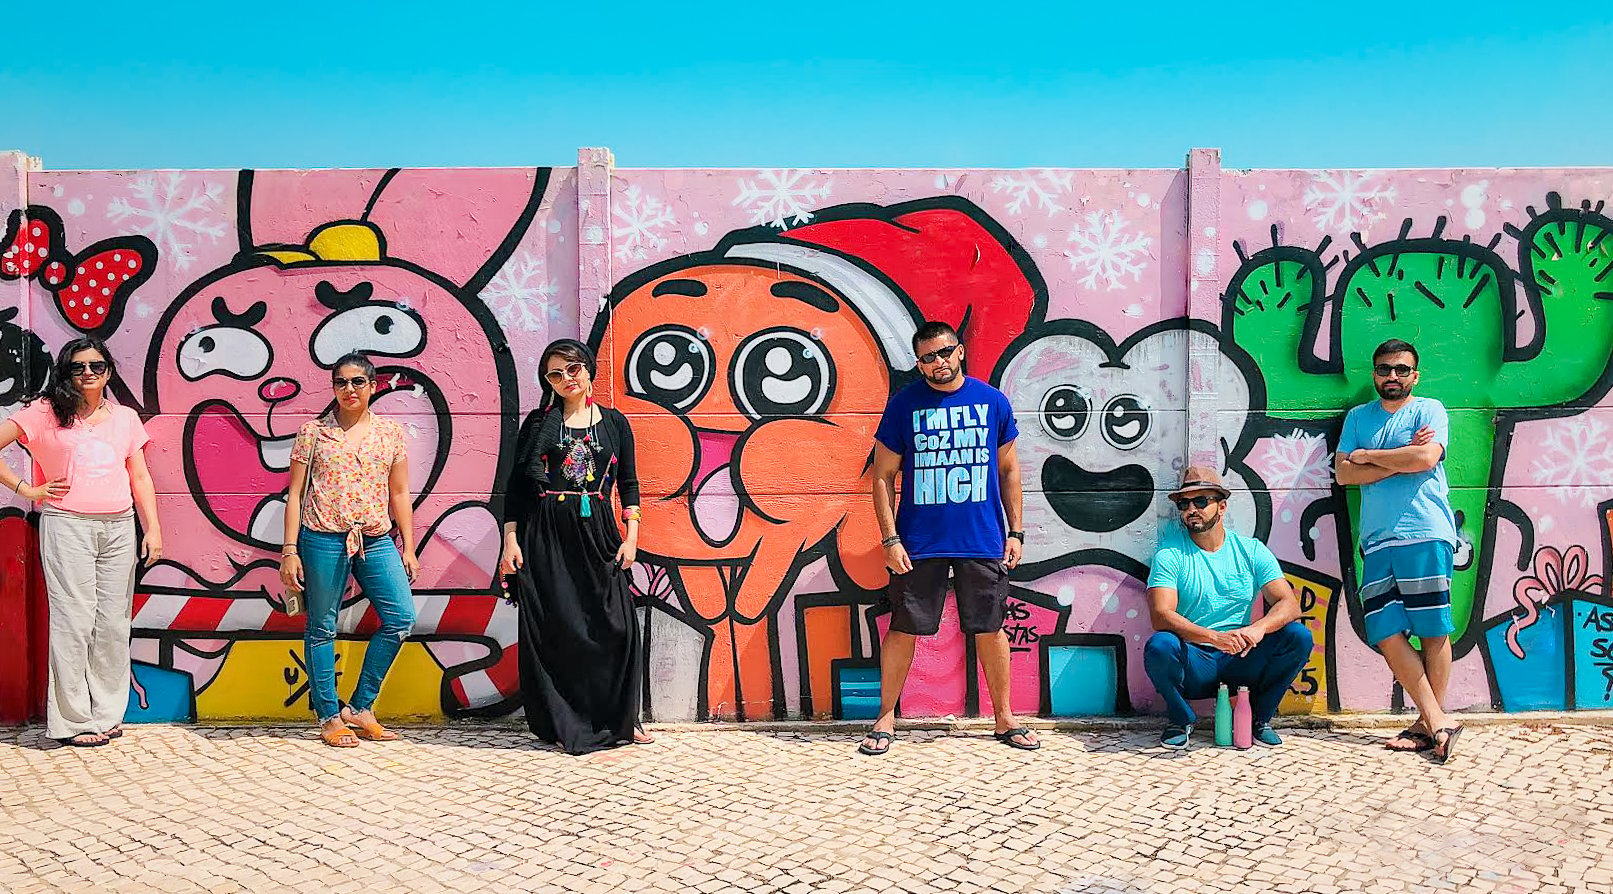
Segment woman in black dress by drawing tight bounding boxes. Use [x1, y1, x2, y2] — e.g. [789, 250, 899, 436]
[500, 338, 652, 753]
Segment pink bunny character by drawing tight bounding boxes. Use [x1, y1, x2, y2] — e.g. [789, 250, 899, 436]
[140, 169, 546, 622]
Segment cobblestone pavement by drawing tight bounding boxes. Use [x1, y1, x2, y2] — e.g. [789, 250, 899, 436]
[1, 722, 1610, 894]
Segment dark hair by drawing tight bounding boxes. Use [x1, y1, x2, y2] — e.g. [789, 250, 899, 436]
[911, 320, 960, 352]
[541, 340, 592, 375]
[1373, 339, 1419, 366]
[44, 337, 114, 429]
[331, 352, 377, 381]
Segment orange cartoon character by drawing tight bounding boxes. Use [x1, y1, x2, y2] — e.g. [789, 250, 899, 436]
[592, 197, 1044, 719]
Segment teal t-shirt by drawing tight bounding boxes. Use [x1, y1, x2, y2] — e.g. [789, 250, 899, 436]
[1336, 396, 1459, 551]
[1146, 526, 1285, 631]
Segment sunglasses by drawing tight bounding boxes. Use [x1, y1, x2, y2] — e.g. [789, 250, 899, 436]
[1373, 363, 1416, 378]
[332, 376, 371, 390]
[544, 362, 587, 384]
[1172, 495, 1216, 511]
[917, 344, 961, 365]
[69, 361, 108, 377]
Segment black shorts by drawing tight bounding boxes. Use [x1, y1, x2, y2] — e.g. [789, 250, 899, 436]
[887, 557, 1009, 636]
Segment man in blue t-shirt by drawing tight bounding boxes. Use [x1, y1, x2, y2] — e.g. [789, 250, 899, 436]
[1144, 465, 1309, 749]
[1335, 338, 1464, 763]
[858, 321, 1035, 756]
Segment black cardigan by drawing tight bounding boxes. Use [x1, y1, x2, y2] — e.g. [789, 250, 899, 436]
[502, 405, 640, 527]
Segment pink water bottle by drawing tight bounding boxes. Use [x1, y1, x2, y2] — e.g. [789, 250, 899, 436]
[1232, 686, 1253, 750]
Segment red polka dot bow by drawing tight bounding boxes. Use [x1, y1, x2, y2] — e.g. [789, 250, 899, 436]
[0, 205, 156, 333]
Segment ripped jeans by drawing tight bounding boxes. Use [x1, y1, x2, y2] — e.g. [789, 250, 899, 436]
[298, 527, 417, 722]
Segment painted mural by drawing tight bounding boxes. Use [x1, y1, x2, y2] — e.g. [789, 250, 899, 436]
[3, 153, 1612, 724]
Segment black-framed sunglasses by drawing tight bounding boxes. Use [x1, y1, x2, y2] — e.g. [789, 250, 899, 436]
[1373, 363, 1416, 378]
[1172, 495, 1216, 511]
[544, 362, 586, 383]
[332, 376, 371, 390]
[69, 361, 109, 377]
[917, 344, 961, 365]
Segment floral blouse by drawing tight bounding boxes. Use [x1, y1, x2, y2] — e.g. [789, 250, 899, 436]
[290, 413, 408, 555]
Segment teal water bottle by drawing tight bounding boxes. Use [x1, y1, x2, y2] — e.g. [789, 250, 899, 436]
[1214, 683, 1233, 746]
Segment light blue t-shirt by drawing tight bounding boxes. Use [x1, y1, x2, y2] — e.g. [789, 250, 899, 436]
[1337, 396, 1459, 551]
[1147, 526, 1285, 632]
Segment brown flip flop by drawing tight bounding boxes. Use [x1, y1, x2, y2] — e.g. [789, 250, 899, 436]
[319, 722, 361, 748]
[341, 708, 400, 741]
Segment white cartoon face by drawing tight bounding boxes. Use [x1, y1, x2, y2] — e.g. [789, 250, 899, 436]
[994, 322, 1264, 576]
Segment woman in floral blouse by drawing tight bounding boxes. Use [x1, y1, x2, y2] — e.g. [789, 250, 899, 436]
[279, 352, 419, 747]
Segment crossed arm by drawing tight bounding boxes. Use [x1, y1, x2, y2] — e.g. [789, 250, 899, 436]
[1334, 426, 1441, 485]
[1148, 576, 1302, 657]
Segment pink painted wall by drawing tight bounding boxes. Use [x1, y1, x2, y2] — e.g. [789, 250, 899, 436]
[2, 148, 1610, 723]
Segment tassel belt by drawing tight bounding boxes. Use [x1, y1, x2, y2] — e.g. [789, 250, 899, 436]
[542, 490, 603, 518]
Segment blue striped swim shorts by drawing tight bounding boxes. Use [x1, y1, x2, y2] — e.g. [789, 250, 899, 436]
[1358, 539, 1456, 646]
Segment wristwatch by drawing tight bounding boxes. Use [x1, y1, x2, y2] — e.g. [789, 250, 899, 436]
[1007, 531, 1025, 543]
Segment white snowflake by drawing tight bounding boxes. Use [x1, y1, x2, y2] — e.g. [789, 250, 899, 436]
[105, 173, 226, 271]
[990, 170, 1075, 216]
[613, 185, 676, 262]
[1257, 429, 1334, 490]
[1303, 171, 1398, 233]
[479, 251, 561, 334]
[733, 170, 833, 228]
[1065, 211, 1152, 291]
[1529, 416, 1613, 508]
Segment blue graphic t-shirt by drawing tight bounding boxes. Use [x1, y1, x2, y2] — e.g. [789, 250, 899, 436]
[1337, 396, 1459, 551]
[874, 376, 1019, 560]
[1147, 526, 1285, 632]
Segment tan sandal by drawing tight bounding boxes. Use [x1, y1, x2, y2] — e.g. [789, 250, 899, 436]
[320, 722, 361, 748]
[341, 707, 400, 741]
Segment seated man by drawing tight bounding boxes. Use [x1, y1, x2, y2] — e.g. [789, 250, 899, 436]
[1143, 466, 1312, 748]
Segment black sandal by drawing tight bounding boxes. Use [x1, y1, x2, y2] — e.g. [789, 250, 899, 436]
[857, 730, 894, 756]
[1432, 725, 1464, 764]
[59, 733, 109, 748]
[1386, 727, 1434, 752]
[993, 727, 1041, 751]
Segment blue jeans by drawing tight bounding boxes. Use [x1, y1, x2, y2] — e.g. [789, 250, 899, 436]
[299, 528, 417, 722]
[1143, 622, 1312, 727]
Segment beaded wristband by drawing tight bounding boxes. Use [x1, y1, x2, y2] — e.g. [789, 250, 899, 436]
[621, 507, 642, 523]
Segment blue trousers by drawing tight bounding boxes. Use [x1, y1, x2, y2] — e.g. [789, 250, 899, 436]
[1142, 622, 1312, 727]
[299, 528, 417, 722]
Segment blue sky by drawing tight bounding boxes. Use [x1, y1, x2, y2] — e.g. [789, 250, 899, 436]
[6, 2, 1611, 171]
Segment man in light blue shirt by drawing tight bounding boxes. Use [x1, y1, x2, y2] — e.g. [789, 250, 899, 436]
[1144, 465, 1309, 748]
[1335, 338, 1464, 764]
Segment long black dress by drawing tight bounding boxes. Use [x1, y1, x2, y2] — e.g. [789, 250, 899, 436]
[504, 405, 643, 754]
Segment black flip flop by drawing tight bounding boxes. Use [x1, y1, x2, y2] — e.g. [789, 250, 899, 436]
[1386, 727, 1434, 752]
[59, 734, 108, 748]
[1432, 725, 1464, 764]
[993, 727, 1041, 751]
[857, 730, 894, 756]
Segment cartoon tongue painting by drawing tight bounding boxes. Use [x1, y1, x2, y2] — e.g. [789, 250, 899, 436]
[690, 430, 742, 545]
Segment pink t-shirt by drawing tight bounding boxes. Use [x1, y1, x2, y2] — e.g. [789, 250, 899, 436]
[9, 400, 151, 514]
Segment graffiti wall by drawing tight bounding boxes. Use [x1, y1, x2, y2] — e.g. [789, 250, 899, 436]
[2, 149, 1611, 723]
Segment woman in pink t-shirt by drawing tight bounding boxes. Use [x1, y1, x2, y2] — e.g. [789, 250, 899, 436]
[0, 337, 162, 747]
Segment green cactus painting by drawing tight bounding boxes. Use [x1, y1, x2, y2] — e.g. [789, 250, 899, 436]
[1222, 193, 1613, 644]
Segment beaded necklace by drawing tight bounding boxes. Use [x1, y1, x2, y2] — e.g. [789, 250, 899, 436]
[557, 407, 599, 490]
